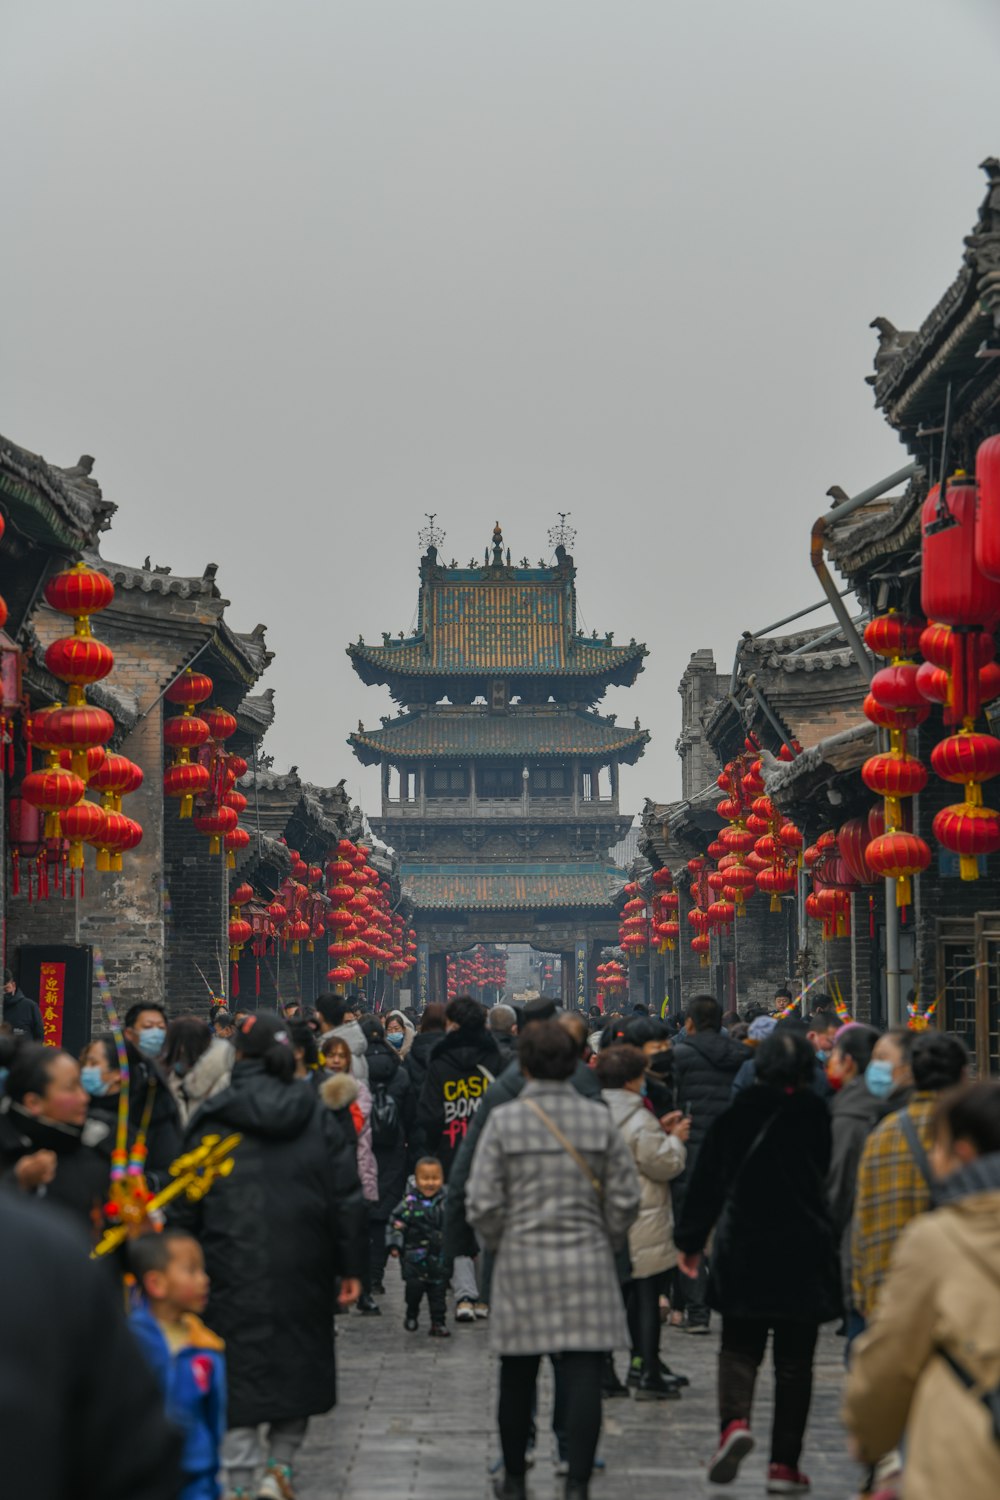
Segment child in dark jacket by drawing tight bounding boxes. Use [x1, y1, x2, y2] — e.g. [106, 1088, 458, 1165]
[129, 1229, 227, 1500]
[387, 1156, 451, 1337]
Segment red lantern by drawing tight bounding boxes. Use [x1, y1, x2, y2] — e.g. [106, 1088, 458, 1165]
[89, 753, 143, 812]
[224, 826, 250, 868]
[870, 663, 925, 710]
[223, 789, 248, 815]
[60, 799, 106, 869]
[864, 614, 924, 659]
[194, 804, 238, 854]
[975, 434, 1000, 582]
[928, 729, 1000, 880]
[205, 707, 237, 742]
[20, 767, 85, 838]
[865, 831, 931, 908]
[44, 564, 114, 621]
[922, 474, 1000, 625]
[164, 714, 211, 753]
[44, 636, 114, 690]
[838, 816, 878, 886]
[756, 864, 796, 911]
[690, 933, 711, 966]
[43, 706, 115, 778]
[164, 761, 211, 815]
[165, 670, 214, 708]
[57, 745, 106, 782]
[231, 881, 254, 907]
[863, 694, 930, 731]
[91, 810, 132, 873]
[861, 752, 929, 827]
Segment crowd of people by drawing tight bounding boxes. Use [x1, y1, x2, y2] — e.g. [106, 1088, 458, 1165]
[1, 975, 999, 1500]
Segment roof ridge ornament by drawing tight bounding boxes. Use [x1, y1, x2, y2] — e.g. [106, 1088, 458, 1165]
[418, 512, 446, 552]
[548, 511, 577, 554]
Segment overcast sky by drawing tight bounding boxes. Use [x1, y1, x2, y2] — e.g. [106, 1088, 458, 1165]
[3, 1, 999, 821]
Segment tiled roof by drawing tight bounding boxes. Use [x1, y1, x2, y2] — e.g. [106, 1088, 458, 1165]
[350, 631, 645, 680]
[350, 708, 649, 764]
[402, 862, 619, 911]
[0, 435, 115, 547]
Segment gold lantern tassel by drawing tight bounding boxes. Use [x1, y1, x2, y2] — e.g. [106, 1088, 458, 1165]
[180, 795, 194, 818]
[209, 836, 221, 856]
[69, 841, 84, 871]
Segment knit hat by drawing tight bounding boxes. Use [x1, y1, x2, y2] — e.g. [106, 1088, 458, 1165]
[236, 1011, 292, 1057]
[748, 1015, 778, 1042]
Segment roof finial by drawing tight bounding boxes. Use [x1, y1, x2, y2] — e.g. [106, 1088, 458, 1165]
[418, 512, 446, 551]
[548, 511, 577, 553]
[492, 521, 504, 565]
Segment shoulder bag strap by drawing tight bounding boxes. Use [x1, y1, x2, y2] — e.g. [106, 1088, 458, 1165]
[523, 1097, 604, 1199]
[899, 1111, 935, 1193]
[933, 1220, 1000, 1442]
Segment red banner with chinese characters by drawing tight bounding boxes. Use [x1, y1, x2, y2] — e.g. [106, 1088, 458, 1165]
[39, 961, 66, 1047]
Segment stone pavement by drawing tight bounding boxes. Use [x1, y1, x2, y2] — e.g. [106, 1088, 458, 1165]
[295, 1281, 863, 1500]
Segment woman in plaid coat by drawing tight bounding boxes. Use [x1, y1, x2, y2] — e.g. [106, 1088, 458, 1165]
[467, 1020, 640, 1500]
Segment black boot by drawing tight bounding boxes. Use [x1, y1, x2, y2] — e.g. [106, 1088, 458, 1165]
[493, 1475, 527, 1499]
[635, 1370, 682, 1402]
[565, 1481, 589, 1500]
[356, 1292, 381, 1315]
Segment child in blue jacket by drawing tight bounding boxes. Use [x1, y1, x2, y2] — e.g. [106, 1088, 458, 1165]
[129, 1229, 227, 1500]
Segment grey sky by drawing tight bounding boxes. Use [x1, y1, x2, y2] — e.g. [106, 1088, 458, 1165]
[3, 1, 999, 820]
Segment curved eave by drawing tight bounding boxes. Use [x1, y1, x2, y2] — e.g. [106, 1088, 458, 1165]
[346, 640, 647, 691]
[348, 727, 649, 767]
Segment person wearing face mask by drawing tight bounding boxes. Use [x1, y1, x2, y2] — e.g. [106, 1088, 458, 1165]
[0, 1039, 112, 1234]
[384, 1008, 416, 1059]
[123, 1002, 182, 1181]
[597, 1044, 688, 1403]
[357, 1014, 415, 1305]
[844, 1082, 1000, 1500]
[864, 1027, 915, 1115]
[824, 1025, 880, 1345]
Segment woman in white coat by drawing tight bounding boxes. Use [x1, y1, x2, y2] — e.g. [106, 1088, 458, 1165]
[597, 1044, 689, 1400]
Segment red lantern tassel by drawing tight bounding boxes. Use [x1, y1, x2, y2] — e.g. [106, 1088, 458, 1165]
[255, 958, 261, 998]
[869, 894, 875, 939]
[11, 851, 19, 897]
[231, 961, 240, 999]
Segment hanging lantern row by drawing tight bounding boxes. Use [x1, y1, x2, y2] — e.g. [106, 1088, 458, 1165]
[595, 954, 627, 1010]
[446, 944, 507, 1001]
[326, 838, 417, 992]
[618, 879, 649, 956]
[15, 564, 143, 886]
[860, 613, 932, 907]
[651, 867, 680, 950]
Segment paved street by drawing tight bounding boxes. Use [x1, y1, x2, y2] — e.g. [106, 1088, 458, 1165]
[296, 1281, 862, 1499]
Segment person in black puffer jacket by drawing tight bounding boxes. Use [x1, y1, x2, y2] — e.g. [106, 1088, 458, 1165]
[359, 1017, 415, 1300]
[169, 1012, 367, 1500]
[417, 996, 503, 1318]
[670, 995, 751, 1332]
[0, 1040, 112, 1237]
[675, 1029, 840, 1491]
[403, 1003, 447, 1154]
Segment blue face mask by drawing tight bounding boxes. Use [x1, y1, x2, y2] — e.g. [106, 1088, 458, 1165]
[137, 1027, 166, 1059]
[81, 1065, 107, 1097]
[865, 1059, 895, 1100]
[816, 1049, 830, 1067]
[387, 1032, 404, 1049]
[639, 1081, 649, 1099]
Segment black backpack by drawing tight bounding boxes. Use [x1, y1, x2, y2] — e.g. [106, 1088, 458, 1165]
[370, 1081, 401, 1148]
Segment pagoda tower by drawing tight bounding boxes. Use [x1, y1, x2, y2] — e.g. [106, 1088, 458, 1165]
[347, 524, 649, 1009]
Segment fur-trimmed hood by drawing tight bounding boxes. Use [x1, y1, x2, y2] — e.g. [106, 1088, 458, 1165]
[320, 1073, 360, 1111]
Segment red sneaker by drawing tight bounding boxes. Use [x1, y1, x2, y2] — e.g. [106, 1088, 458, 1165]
[766, 1463, 811, 1494]
[708, 1421, 755, 1483]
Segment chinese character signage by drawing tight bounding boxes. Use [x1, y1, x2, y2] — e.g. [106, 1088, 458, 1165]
[16, 945, 93, 1056]
[575, 941, 588, 1012]
[417, 942, 430, 1012]
[39, 961, 66, 1046]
